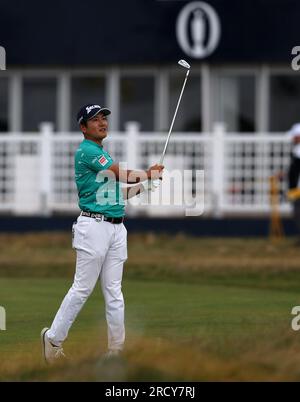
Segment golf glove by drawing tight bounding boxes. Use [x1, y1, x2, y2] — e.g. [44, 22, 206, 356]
[142, 179, 161, 192]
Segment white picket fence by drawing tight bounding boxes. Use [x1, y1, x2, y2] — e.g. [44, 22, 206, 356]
[0, 122, 292, 216]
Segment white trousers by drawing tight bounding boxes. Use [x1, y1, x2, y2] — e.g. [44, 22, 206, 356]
[47, 215, 127, 351]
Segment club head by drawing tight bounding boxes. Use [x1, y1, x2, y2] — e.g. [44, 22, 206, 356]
[178, 59, 190, 69]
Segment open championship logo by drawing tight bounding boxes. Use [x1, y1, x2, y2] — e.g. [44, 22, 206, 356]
[176, 1, 221, 59]
[0, 46, 6, 70]
[0, 306, 6, 331]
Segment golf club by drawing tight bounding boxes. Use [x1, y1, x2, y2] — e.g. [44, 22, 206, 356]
[159, 59, 191, 166]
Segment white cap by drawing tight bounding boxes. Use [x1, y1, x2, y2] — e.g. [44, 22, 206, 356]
[288, 123, 300, 139]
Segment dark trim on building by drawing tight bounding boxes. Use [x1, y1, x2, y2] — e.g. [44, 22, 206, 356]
[0, 217, 297, 237]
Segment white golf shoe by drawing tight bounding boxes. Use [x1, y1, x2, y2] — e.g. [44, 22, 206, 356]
[103, 349, 122, 360]
[41, 327, 66, 365]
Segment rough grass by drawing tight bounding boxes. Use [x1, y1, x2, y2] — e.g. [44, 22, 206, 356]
[2, 232, 300, 291]
[1, 233, 300, 381]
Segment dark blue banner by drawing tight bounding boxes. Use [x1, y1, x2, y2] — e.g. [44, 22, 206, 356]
[0, 0, 296, 65]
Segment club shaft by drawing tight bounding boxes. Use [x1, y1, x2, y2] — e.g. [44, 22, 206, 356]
[159, 69, 190, 165]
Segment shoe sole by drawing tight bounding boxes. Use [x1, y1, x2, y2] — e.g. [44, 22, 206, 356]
[41, 327, 49, 364]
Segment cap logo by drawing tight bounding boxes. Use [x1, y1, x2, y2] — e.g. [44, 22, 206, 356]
[86, 105, 101, 114]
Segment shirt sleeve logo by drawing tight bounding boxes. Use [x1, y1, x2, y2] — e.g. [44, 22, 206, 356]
[86, 104, 101, 114]
[99, 155, 109, 166]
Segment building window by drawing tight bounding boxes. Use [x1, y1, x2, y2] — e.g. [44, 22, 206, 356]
[120, 76, 154, 131]
[217, 75, 256, 132]
[169, 73, 201, 132]
[22, 78, 57, 132]
[270, 75, 300, 132]
[0, 77, 9, 132]
[71, 77, 106, 131]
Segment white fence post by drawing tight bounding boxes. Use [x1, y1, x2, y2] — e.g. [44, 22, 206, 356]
[39, 122, 53, 216]
[124, 122, 140, 169]
[211, 122, 226, 217]
[124, 122, 140, 216]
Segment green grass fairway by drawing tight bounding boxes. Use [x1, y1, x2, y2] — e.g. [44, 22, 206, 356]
[1, 233, 300, 381]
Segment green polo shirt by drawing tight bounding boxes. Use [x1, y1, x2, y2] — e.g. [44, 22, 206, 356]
[74, 139, 125, 217]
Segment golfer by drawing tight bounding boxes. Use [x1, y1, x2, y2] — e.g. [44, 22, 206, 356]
[41, 103, 164, 364]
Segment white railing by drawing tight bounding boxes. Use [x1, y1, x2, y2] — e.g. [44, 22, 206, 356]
[0, 122, 292, 217]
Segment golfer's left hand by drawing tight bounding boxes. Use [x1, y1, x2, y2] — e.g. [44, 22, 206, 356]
[143, 179, 161, 192]
[150, 179, 161, 191]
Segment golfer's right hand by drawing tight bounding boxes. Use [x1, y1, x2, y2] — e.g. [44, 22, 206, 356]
[147, 164, 164, 180]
